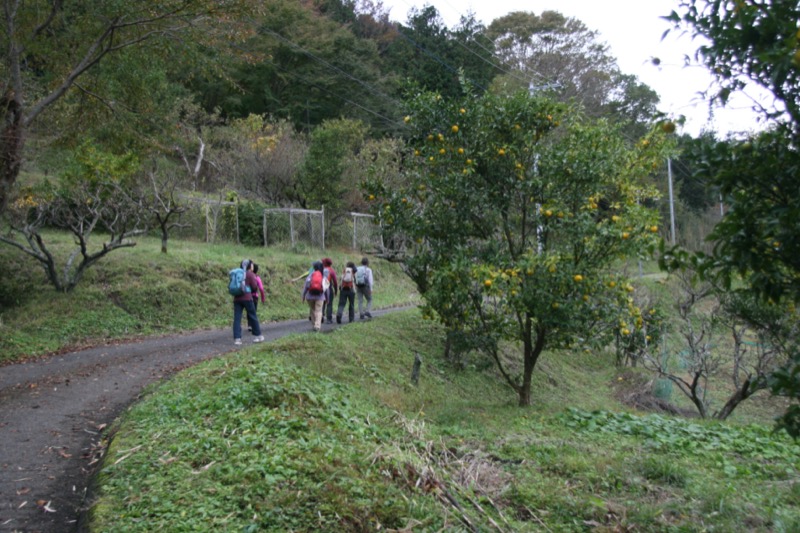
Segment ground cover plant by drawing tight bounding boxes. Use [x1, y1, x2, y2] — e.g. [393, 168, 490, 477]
[89, 311, 800, 532]
[0, 231, 419, 364]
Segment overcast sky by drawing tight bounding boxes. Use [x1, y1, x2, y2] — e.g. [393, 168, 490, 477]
[380, 0, 768, 137]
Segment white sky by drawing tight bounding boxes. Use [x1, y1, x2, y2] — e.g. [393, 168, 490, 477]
[380, 0, 769, 137]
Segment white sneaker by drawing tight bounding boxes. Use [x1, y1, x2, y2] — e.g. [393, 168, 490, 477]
[253, 336, 265, 343]
[234, 338, 242, 345]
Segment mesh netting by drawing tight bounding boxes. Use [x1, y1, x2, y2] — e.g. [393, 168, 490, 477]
[263, 208, 324, 248]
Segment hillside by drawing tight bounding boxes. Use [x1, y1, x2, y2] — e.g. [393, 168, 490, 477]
[87, 310, 800, 532]
[0, 232, 419, 364]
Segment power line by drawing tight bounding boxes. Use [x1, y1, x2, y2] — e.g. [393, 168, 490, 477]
[261, 27, 403, 110]
[268, 62, 398, 128]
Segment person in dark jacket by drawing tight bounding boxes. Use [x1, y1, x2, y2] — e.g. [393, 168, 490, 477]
[336, 261, 357, 323]
[233, 259, 263, 345]
[321, 257, 338, 324]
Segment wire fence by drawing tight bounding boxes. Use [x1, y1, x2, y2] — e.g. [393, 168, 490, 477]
[171, 197, 383, 251]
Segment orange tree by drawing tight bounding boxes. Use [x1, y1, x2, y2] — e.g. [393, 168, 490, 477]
[366, 88, 672, 406]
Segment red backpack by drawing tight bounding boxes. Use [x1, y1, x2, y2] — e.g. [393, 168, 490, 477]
[309, 270, 324, 295]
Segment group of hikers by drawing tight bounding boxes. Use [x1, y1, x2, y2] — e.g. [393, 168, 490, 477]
[301, 257, 374, 332]
[230, 256, 374, 343]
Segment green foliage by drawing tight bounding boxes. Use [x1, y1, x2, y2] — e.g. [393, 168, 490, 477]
[368, 87, 672, 404]
[238, 200, 265, 247]
[566, 409, 800, 472]
[667, 0, 800, 125]
[60, 140, 140, 188]
[296, 118, 368, 213]
[666, 1, 800, 437]
[92, 359, 439, 532]
[88, 311, 800, 532]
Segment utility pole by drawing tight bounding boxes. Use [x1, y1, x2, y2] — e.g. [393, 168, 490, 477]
[667, 158, 676, 245]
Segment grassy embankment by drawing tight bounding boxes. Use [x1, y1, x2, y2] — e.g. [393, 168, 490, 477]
[1, 232, 798, 531]
[0, 232, 418, 364]
[88, 308, 800, 532]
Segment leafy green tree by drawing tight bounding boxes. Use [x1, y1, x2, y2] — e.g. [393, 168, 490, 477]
[384, 6, 497, 100]
[193, 0, 399, 134]
[367, 88, 671, 406]
[665, 0, 800, 434]
[0, 0, 260, 215]
[294, 118, 367, 224]
[486, 10, 660, 129]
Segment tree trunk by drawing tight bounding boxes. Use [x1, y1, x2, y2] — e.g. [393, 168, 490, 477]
[714, 377, 756, 420]
[518, 318, 546, 407]
[161, 228, 169, 254]
[0, 100, 25, 215]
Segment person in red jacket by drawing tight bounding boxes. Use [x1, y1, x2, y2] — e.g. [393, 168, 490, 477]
[321, 257, 338, 324]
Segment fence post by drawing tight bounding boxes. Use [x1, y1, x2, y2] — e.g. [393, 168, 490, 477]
[262, 209, 267, 247]
[353, 213, 357, 250]
[289, 208, 295, 247]
[235, 200, 240, 245]
[321, 205, 325, 250]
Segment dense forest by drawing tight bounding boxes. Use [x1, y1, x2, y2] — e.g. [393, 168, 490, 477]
[0, 0, 669, 217]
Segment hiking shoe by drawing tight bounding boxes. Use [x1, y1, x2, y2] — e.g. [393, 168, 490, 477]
[365, 312, 373, 319]
[253, 335, 264, 343]
[234, 338, 242, 345]
[336, 316, 342, 324]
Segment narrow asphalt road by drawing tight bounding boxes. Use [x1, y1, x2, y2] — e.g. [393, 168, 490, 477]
[0, 310, 397, 533]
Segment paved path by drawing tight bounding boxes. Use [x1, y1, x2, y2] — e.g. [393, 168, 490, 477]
[0, 311, 395, 533]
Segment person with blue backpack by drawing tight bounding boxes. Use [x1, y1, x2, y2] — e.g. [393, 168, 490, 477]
[229, 259, 263, 345]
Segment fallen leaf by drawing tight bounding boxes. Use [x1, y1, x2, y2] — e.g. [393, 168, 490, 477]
[16, 487, 30, 495]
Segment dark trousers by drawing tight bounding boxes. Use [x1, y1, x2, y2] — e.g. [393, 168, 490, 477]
[337, 288, 355, 323]
[233, 299, 261, 339]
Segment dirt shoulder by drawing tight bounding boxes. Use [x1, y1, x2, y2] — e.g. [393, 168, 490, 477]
[0, 313, 385, 533]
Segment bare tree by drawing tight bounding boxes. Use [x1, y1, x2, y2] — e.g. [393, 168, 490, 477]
[1, 180, 146, 292]
[641, 271, 788, 420]
[135, 166, 190, 254]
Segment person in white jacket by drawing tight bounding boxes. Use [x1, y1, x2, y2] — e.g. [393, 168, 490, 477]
[355, 257, 374, 319]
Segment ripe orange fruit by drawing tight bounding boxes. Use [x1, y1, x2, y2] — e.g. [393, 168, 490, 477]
[484, 279, 492, 288]
[451, 125, 459, 133]
[573, 274, 583, 282]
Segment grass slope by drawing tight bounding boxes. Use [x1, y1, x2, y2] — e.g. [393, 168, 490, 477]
[90, 311, 800, 532]
[0, 232, 418, 364]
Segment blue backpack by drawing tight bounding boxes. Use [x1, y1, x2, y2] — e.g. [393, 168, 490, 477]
[228, 268, 251, 296]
